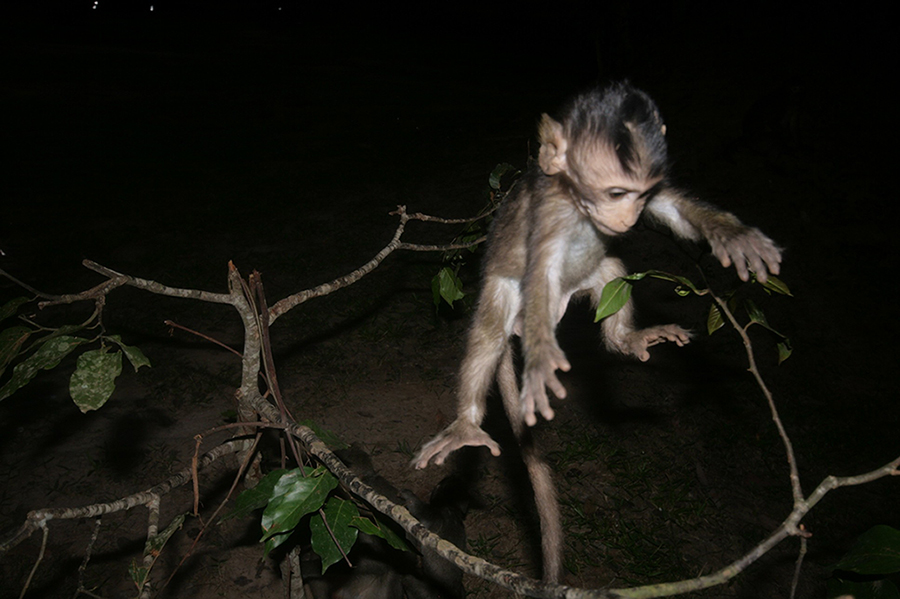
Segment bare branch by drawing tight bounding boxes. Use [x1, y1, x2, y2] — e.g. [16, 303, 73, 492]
[268, 206, 411, 322]
[406, 203, 500, 224]
[37, 278, 129, 309]
[610, 456, 899, 598]
[398, 235, 487, 252]
[82, 260, 234, 305]
[268, 206, 487, 323]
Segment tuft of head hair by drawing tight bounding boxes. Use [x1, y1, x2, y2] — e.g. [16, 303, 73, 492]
[560, 81, 668, 179]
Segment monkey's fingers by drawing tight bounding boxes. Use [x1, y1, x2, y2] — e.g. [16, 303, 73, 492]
[520, 373, 563, 427]
[748, 235, 782, 283]
[713, 229, 782, 283]
[412, 421, 501, 469]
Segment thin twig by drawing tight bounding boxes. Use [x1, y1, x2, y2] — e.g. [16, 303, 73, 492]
[406, 209, 497, 224]
[789, 533, 807, 599]
[398, 236, 487, 252]
[164, 320, 242, 357]
[161, 433, 264, 593]
[0, 268, 57, 299]
[0, 441, 243, 555]
[710, 292, 804, 505]
[18, 523, 48, 599]
[73, 519, 102, 599]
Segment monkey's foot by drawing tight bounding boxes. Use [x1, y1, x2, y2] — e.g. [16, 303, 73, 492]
[413, 419, 501, 469]
[623, 324, 692, 362]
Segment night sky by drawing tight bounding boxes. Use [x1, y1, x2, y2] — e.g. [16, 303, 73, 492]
[1, 1, 897, 597]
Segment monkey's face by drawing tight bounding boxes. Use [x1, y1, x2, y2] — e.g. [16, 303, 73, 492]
[567, 147, 662, 236]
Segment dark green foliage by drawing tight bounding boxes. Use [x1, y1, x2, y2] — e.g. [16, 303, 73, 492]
[233, 463, 409, 572]
[827, 526, 900, 599]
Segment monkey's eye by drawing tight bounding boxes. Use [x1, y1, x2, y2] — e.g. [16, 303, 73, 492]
[608, 189, 628, 200]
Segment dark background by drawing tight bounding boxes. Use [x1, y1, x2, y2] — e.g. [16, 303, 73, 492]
[1, 1, 898, 597]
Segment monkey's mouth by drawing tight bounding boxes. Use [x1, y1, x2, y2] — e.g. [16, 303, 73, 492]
[594, 221, 630, 236]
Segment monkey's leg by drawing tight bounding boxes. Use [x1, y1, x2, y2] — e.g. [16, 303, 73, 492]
[593, 258, 692, 361]
[497, 346, 563, 583]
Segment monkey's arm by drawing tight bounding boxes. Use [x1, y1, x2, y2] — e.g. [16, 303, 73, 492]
[645, 189, 782, 282]
[413, 280, 516, 469]
[517, 202, 575, 427]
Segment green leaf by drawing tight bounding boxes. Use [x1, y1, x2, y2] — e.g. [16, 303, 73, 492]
[261, 467, 338, 555]
[0, 326, 32, 378]
[432, 267, 465, 309]
[311, 497, 360, 573]
[70, 348, 123, 413]
[760, 274, 793, 296]
[594, 278, 632, 321]
[834, 525, 900, 575]
[777, 340, 793, 364]
[107, 335, 151, 371]
[129, 561, 150, 591]
[0, 335, 86, 401]
[226, 469, 291, 521]
[707, 305, 724, 335]
[0, 297, 30, 322]
[489, 163, 518, 190]
[145, 512, 186, 555]
[741, 299, 794, 362]
[351, 514, 409, 552]
[745, 299, 768, 326]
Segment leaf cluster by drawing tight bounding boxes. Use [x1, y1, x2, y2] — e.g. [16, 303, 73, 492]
[230, 466, 408, 574]
[594, 270, 793, 363]
[0, 296, 150, 411]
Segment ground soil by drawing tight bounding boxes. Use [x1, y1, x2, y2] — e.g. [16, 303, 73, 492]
[1, 8, 897, 599]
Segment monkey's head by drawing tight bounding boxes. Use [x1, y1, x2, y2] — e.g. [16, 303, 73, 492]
[538, 82, 668, 236]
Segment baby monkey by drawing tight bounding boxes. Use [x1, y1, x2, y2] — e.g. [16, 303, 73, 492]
[414, 82, 782, 581]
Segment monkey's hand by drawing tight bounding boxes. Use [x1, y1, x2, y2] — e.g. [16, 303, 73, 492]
[413, 419, 501, 469]
[708, 225, 782, 283]
[520, 345, 571, 427]
[622, 325, 692, 362]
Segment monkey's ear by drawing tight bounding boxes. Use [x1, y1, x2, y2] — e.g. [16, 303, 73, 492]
[538, 114, 568, 176]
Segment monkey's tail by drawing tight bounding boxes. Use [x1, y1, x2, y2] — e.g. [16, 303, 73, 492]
[521, 441, 563, 582]
[497, 347, 564, 583]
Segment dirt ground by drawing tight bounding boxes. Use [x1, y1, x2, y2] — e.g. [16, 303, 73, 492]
[1, 6, 898, 599]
